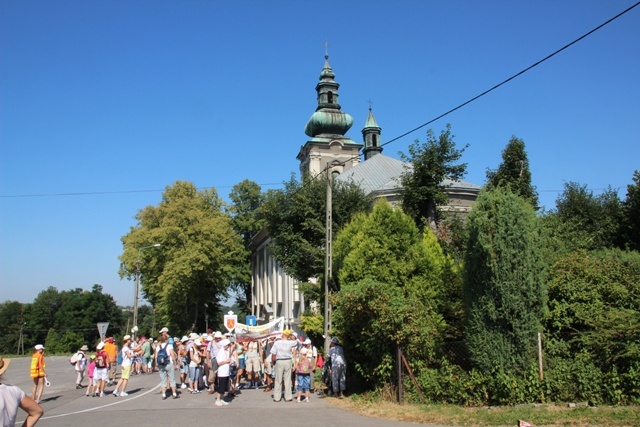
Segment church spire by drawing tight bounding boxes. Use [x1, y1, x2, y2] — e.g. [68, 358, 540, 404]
[304, 54, 353, 137]
[362, 106, 382, 160]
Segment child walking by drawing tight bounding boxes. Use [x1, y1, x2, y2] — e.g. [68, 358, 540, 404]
[85, 355, 96, 397]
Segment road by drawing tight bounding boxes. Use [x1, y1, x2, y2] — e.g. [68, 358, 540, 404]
[3, 355, 432, 427]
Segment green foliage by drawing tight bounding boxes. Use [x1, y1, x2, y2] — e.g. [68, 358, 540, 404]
[227, 179, 266, 313]
[299, 312, 324, 350]
[463, 188, 547, 374]
[44, 329, 84, 354]
[485, 136, 538, 207]
[119, 180, 246, 333]
[334, 278, 438, 388]
[0, 301, 25, 355]
[544, 248, 640, 404]
[261, 173, 372, 283]
[0, 285, 124, 354]
[542, 182, 623, 253]
[400, 124, 468, 230]
[621, 170, 640, 251]
[332, 201, 452, 388]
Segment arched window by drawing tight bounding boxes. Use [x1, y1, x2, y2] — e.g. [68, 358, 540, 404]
[327, 92, 334, 104]
[372, 134, 378, 147]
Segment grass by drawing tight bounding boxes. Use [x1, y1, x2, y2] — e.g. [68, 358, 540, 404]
[328, 394, 640, 427]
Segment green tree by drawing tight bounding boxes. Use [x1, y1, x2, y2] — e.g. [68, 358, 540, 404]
[0, 301, 25, 354]
[400, 124, 468, 231]
[25, 287, 64, 346]
[543, 182, 623, 253]
[621, 170, 640, 251]
[261, 173, 372, 285]
[485, 136, 538, 207]
[333, 201, 449, 388]
[21, 285, 122, 352]
[463, 188, 547, 374]
[227, 179, 266, 313]
[119, 180, 246, 333]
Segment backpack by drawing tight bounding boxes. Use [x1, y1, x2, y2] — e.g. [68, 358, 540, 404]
[95, 353, 106, 368]
[157, 344, 169, 367]
[69, 352, 80, 366]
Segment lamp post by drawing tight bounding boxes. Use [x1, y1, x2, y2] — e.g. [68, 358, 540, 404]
[133, 243, 161, 335]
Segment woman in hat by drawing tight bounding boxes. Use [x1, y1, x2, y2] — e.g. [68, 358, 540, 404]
[74, 345, 89, 389]
[29, 344, 46, 403]
[1, 354, 44, 426]
[113, 335, 141, 397]
[328, 337, 346, 398]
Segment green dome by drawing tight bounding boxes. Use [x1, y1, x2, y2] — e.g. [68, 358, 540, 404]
[305, 110, 353, 137]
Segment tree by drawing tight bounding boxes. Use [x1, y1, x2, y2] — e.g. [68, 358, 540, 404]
[400, 124, 468, 231]
[332, 200, 450, 388]
[261, 173, 372, 285]
[227, 180, 266, 313]
[20, 285, 123, 353]
[543, 182, 623, 253]
[0, 301, 25, 354]
[485, 136, 538, 207]
[621, 170, 640, 251]
[463, 188, 547, 374]
[119, 180, 246, 333]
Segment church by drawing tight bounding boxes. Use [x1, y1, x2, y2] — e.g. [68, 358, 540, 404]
[250, 55, 480, 327]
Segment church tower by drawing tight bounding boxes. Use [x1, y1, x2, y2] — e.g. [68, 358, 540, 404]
[297, 55, 362, 177]
[362, 107, 382, 160]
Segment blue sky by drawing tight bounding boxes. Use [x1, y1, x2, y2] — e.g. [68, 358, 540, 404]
[1, 0, 639, 306]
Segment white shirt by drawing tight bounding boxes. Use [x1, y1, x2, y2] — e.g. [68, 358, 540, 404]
[0, 383, 25, 427]
[121, 345, 133, 367]
[216, 347, 230, 377]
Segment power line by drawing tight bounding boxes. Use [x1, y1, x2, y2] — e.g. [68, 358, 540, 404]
[380, 1, 640, 148]
[2, 2, 638, 200]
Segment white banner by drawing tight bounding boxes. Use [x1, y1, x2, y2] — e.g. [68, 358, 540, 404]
[234, 317, 284, 338]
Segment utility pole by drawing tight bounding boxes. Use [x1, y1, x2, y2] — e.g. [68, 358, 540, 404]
[324, 162, 334, 354]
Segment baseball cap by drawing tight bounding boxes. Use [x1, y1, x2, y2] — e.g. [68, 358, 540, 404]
[97, 342, 105, 350]
[34, 344, 45, 350]
[160, 327, 169, 333]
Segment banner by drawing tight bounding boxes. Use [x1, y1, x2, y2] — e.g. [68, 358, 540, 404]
[224, 313, 238, 333]
[234, 317, 284, 338]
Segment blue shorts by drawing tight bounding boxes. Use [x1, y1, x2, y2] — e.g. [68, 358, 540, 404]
[238, 357, 246, 370]
[189, 366, 198, 382]
[297, 373, 311, 391]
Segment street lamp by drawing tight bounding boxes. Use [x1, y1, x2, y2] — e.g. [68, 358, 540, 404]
[133, 243, 161, 335]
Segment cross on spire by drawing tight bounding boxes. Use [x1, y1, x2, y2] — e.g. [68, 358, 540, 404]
[324, 40, 330, 58]
[368, 99, 373, 111]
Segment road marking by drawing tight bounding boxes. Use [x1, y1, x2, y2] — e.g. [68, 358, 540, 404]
[19, 383, 161, 422]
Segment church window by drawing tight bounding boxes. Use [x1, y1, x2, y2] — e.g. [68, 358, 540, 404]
[327, 92, 334, 104]
[372, 134, 378, 147]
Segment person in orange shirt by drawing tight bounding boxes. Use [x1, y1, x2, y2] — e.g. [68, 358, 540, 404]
[30, 344, 46, 403]
[103, 337, 118, 386]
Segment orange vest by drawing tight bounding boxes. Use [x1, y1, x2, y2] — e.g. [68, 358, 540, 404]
[30, 353, 45, 378]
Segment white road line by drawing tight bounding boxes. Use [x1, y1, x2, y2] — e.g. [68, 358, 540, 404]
[18, 383, 161, 422]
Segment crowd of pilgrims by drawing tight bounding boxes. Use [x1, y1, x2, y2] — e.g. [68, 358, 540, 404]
[65, 327, 347, 406]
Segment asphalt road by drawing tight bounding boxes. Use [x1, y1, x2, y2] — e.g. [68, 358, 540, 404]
[3, 355, 432, 427]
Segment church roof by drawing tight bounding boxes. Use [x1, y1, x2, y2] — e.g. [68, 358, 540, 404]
[336, 153, 481, 195]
